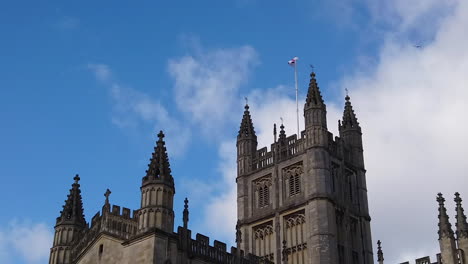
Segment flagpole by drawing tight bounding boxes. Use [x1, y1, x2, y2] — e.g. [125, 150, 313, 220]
[294, 60, 299, 137]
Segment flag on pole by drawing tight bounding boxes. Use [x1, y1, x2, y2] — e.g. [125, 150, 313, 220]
[288, 56, 299, 67]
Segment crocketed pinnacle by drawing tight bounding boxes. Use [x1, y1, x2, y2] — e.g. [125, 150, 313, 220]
[279, 123, 286, 141]
[339, 95, 361, 131]
[183, 197, 189, 229]
[437, 193, 455, 240]
[305, 72, 325, 108]
[455, 192, 468, 239]
[145, 131, 173, 183]
[57, 174, 86, 226]
[377, 240, 384, 262]
[238, 104, 257, 140]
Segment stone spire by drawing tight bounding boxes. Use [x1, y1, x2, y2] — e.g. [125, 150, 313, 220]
[339, 94, 364, 167]
[339, 95, 361, 132]
[305, 72, 325, 108]
[238, 104, 257, 140]
[183, 198, 189, 229]
[455, 192, 468, 262]
[438, 193, 455, 240]
[57, 174, 86, 227]
[143, 130, 173, 186]
[237, 103, 258, 176]
[50, 174, 87, 264]
[455, 192, 468, 238]
[437, 193, 458, 264]
[303, 71, 328, 147]
[138, 130, 175, 234]
[377, 240, 384, 264]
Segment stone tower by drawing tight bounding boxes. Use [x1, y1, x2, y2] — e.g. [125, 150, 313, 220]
[138, 130, 175, 234]
[50, 174, 87, 264]
[236, 71, 373, 264]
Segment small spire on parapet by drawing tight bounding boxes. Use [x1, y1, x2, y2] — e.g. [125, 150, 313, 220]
[279, 118, 286, 141]
[377, 240, 384, 263]
[455, 192, 468, 239]
[273, 123, 277, 143]
[437, 193, 455, 240]
[183, 197, 189, 229]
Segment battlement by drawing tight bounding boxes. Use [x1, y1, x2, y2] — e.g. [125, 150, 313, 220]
[399, 253, 441, 264]
[176, 227, 272, 264]
[72, 204, 138, 261]
[250, 130, 351, 172]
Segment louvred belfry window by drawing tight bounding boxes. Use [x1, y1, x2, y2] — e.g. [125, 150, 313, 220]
[254, 175, 272, 208]
[285, 164, 302, 197]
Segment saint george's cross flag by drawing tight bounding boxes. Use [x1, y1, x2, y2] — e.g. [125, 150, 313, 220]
[288, 56, 299, 67]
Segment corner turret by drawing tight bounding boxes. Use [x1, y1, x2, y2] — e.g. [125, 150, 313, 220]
[303, 71, 328, 147]
[138, 131, 175, 234]
[50, 174, 87, 264]
[339, 94, 364, 168]
[237, 103, 257, 176]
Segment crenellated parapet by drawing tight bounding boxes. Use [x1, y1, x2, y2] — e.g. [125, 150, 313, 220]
[175, 227, 273, 264]
[398, 253, 442, 264]
[71, 203, 138, 261]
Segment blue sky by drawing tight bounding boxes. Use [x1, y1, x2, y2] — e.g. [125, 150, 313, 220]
[1, 1, 468, 263]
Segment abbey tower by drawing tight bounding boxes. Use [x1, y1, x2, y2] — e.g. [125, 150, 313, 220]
[236, 71, 373, 264]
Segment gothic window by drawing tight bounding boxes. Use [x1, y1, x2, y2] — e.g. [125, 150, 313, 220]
[338, 244, 345, 264]
[253, 222, 274, 261]
[284, 164, 302, 197]
[352, 251, 359, 264]
[284, 211, 307, 263]
[254, 176, 272, 208]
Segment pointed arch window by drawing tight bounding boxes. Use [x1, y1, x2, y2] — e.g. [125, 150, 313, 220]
[285, 164, 303, 197]
[254, 176, 272, 208]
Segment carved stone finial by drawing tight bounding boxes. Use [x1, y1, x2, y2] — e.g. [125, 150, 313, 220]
[74, 174, 80, 183]
[183, 198, 189, 229]
[235, 220, 242, 244]
[104, 189, 111, 205]
[282, 240, 288, 263]
[377, 240, 384, 262]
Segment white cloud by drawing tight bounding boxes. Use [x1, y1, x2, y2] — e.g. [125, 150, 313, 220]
[168, 45, 258, 137]
[331, 0, 468, 262]
[0, 220, 53, 264]
[192, 1, 468, 262]
[88, 64, 190, 156]
[87, 63, 112, 83]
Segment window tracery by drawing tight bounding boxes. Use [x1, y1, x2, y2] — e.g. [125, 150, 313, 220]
[284, 211, 307, 264]
[253, 222, 274, 261]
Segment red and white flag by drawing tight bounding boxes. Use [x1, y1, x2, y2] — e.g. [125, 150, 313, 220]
[288, 56, 299, 67]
